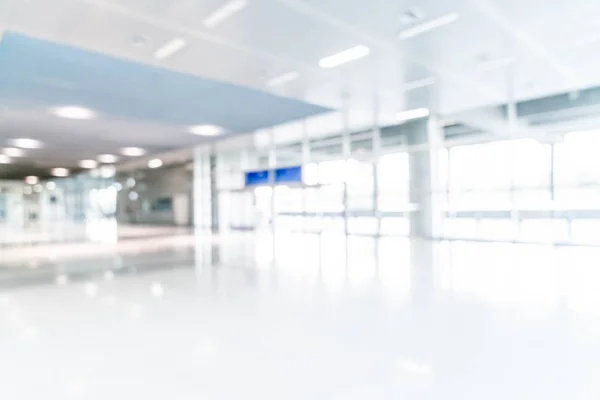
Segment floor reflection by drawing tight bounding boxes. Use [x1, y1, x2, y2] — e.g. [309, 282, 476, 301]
[2, 232, 600, 399]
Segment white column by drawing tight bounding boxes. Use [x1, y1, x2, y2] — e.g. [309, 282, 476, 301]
[408, 116, 443, 238]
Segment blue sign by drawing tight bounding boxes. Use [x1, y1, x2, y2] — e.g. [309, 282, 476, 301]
[274, 166, 302, 183]
[245, 170, 270, 186]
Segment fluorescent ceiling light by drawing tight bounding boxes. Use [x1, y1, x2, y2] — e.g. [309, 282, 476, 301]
[154, 38, 187, 60]
[147, 159, 163, 169]
[0, 155, 10, 164]
[188, 124, 225, 136]
[120, 147, 146, 157]
[51, 105, 95, 120]
[267, 71, 300, 87]
[319, 45, 370, 68]
[25, 176, 39, 185]
[97, 154, 119, 163]
[401, 77, 436, 92]
[203, 0, 247, 28]
[398, 12, 459, 40]
[396, 107, 430, 122]
[51, 168, 70, 177]
[9, 138, 43, 149]
[78, 160, 98, 169]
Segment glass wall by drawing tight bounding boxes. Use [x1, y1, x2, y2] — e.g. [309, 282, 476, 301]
[442, 131, 600, 245]
[209, 121, 600, 246]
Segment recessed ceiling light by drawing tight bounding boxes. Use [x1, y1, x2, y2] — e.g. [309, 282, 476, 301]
[126, 178, 136, 188]
[188, 124, 225, 136]
[78, 160, 98, 169]
[396, 107, 430, 122]
[147, 159, 163, 169]
[267, 71, 300, 87]
[46, 181, 56, 190]
[51, 168, 70, 177]
[319, 45, 370, 68]
[2, 147, 24, 157]
[25, 176, 39, 185]
[99, 166, 116, 178]
[120, 147, 146, 157]
[8, 138, 43, 149]
[97, 154, 119, 163]
[398, 12, 459, 40]
[51, 105, 96, 120]
[203, 0, 247, 28]
[154, 38, 186, 60]
[23, 186, 33, 195]
[0, 155, 10, 164]
[34, 184, 43, 193]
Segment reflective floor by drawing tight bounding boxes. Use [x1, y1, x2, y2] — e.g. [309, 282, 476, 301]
[2, 232, 600, 399]
[0, 220, 190, 246]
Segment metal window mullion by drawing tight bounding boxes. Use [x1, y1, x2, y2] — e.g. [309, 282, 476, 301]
[372, 92, 381, 236]
[342, 97, 351, 236]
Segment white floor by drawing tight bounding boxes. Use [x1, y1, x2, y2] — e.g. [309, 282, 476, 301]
[2, 232, 600, 399]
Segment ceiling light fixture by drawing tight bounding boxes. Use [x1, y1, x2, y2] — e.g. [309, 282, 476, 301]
[203, 0, 248, 28]
[401, 77, 436, 92]
[51, 105, 96, 120]
[319, 45, 370, 68]
[51, 168, 70, 177]
[188, 124, 225, 136]
[398, 12, 459, 40]
[46, 181, 56, 191]
[0, 155, 11, 164]
[97, 154, 119, 163]
[99, 166, 116, 178]
[120, 147, 146, 157]
[147, 159, 163, 169]
[78, 160, 98, 169]
[267, 71, 300, 87]
[154, 38, 187, 60]
[2, 147, 24, 157]
[25, 176, 39, 185]
[396, 107, 430, 122]
[9, 138, 43, 149]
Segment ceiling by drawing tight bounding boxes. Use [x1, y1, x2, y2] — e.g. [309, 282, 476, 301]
[1, 0, 600, 178]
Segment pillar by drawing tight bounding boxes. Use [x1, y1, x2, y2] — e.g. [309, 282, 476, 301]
[408, 116, 443, 238]
[193, 145, 213, 230]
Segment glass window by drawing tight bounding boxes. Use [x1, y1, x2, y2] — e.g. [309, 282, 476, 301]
[449, 141, 511, 191]
[377, 153, 410, 212]
[350, 130, 373, 155]
[511, 139, 551, 189]
[310, 134, 343, 161]
[554, 131, 600, 186]
[276, 142, 303, 166]
[347, 160, 374, 211]
[318, 160, 347, 184]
